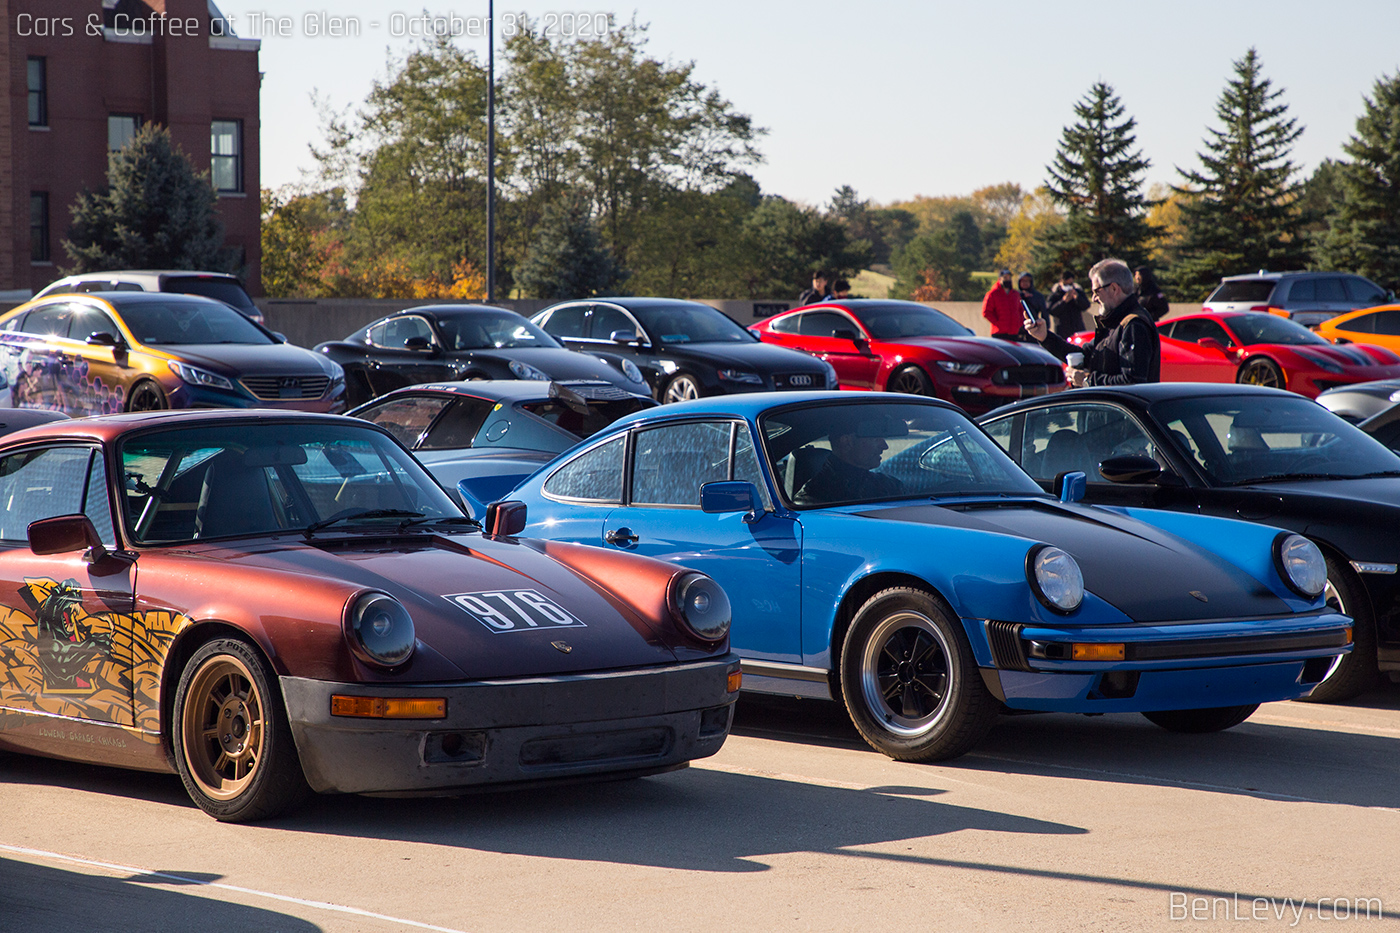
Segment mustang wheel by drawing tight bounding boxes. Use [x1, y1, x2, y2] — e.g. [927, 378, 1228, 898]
[840, 587, 998, 761]
[888, 365, 933, 396]
[1141, 704, 1258, 733]
[1236, 357, 1284, 389]
[173, 638, 309, 822]
[125, 379, 168, 412]
[662, 373, 702, 404]
[1297, 555, 1378, 703]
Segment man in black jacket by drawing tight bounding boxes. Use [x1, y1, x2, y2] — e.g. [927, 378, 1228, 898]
[1046, 270, 1091, 337]
[1025, 258, 1159, 386]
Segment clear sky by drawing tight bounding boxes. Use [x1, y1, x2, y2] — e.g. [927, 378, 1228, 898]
[215, 0, 1400, 208]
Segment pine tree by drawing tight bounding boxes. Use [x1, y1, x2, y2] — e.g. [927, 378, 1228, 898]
[1033, 82, 1155, 281]
[516, 196, 627, 299]
[1316, 73, 1400, 291]
[1172, 49, 1308, 300]
[63, 125, 237, 273]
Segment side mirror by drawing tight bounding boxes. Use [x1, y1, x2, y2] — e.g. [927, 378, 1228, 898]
[483, 500, 527, 536]
[700, 481, 762, 523]
[1056, 471, 1086, 503]
[1098, 456, 1162, 484]
[1197, 337, 1228, 353]
[834, 328, 871, 353]
[272, 331, 288, 343]
[609, 329, 638, 345]
[404, 335, 437, 355]
[86, 331, 122, 348]
[28, 514, 103, 556]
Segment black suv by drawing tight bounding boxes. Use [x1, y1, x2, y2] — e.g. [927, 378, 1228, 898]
[1202, 271, 1391, 328]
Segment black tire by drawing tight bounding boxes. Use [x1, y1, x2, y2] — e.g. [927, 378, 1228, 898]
[172, 637, 310, 822]
[1142, 704, 1258, 733]
[1297, 555, 1379, 703]
[839, 587, 998, 762]
[662, 373, 702, 404]
[345, 370, 374, 408]
[1236, 357, 1285, 389]
[888, 365, 933, 396]
[125, 379, 168, 412]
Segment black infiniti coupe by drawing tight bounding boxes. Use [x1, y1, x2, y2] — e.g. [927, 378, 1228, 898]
[978, 383, 1400, 702]
[316, 304, 653, 406]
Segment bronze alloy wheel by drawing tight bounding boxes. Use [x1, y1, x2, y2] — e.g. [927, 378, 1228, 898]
[125, 379, 168, 412]
[180, 652, 267, 802]
[1236, 357, 1284, 389]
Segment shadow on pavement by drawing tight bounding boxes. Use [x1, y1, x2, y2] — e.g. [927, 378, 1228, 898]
[0, 857, 321, 933]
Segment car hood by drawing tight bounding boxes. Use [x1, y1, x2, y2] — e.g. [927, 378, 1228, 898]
[1285, 344, 1400, 371]
[858, 500, 1293, 622]
[660, 341, 829, 372]
[163, 343, 336, 377]
[882, 336, 1060, 365]
[470, 347, 635, 386]
[199, 533, 680, 678]
[1233, 475, 1400, 505]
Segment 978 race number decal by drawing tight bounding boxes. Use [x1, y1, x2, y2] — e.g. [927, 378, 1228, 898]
[446, 590, 585, 633]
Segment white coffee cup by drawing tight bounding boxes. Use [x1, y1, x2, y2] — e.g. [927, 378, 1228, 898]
[1066, 352, 1085, 368]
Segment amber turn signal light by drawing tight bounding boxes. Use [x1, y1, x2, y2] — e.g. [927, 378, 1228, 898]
[1071, 643, 1126, 661]
[1345, 627, 1353, 643]
[727, 670, 743, 693]
[331, 696, 447, 719]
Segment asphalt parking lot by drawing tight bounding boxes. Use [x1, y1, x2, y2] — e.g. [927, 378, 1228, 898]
[3, 685, 1397, 933]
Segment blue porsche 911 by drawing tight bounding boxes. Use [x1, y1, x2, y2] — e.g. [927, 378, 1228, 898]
[489, 393, 1352, 761]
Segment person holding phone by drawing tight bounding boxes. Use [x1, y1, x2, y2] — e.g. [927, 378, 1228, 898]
[1047, 269, 1092, 337]
[1025, 258, 1160, 386]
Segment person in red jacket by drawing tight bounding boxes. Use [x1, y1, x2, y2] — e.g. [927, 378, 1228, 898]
[982, 269, 1024, 340]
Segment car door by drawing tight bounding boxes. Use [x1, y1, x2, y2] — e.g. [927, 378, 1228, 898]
[0, 444, 136, 728]
[587, 304, 660, 386]
[363, 316, 454, 395]
[12, 300, 77, 409]
[794, 311, 880, 388]
[601, 419, 803, 662]
[64, 303, 133, 416]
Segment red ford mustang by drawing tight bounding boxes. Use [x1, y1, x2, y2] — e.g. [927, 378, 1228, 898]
[1072, 311, 1400, 398]
[751, 299, 1065, 414]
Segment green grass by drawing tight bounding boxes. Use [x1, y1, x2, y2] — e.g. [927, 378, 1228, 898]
[850, 269, 896, 299]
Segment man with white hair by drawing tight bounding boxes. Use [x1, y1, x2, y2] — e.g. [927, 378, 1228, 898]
[1025, 258, 1160, 386]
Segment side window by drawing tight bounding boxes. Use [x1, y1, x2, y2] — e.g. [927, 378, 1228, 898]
[1346, 277, 1388, 305]
[70, 307, 121, 343]
[418, 398, 493, 450]
[0, 447, 95, 544]
[631, 422, 732, 506]
[542, 305, 588, 339]
[1, 312, 27, 333]
[799, 311, 854, 337]
[732, 426, 774, 510]
[1171, 318, 1232, 345]
[20, 302, 76, 339]
[543, 435, 625, 502]
[1286, 279, 1315, 302]
[981, 415, 1015, 455]
[356, 396, 453, 448]
[769, 314, 800, 334]
[83, 450, 117, 547]
[590, 305, 636, 342]
[1316, 277, 1348, 302]
[1020, 405, 1156, 483]
[1344, 312, 1377, 334]
[1371, 310, 1400, 336]
[371, 316, 434, 349]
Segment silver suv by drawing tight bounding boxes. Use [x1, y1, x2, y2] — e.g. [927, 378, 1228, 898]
[1202, 271, 1392, 328]
[35, 270, 264, 324]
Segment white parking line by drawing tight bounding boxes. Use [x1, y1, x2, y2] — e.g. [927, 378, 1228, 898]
[0, 843, 472, 933]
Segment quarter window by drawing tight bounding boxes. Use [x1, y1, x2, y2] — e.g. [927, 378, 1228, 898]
[416, 398, 494, 450]
[543, 435, 625, 502]
[367, 316, 435, 349]
[211, 120, 243, 193]
[1371, 309, 1400, 336]
[356, 396, 453, 448]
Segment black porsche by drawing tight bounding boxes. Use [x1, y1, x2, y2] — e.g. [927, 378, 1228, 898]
[316, 304, 654, 406]
[531, 297, 837, 403]
[977, 383, 1400, 702]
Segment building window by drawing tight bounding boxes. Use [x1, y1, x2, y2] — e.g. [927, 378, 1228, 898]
[30, 194, 50, 263]
[211, 120, 242, 193]
[27, 58, 47, 127]
[109, 114, 141, 151]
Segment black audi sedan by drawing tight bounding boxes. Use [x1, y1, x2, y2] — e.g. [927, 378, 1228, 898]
[977, 383, 1400, 702]
[531, 298, 837, 403]
[316, 304, 653, 406]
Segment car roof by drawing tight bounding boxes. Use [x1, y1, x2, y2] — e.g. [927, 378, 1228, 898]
[553, 297, 717, 311]
[0, 409, 366, 447]
[394, 304, 522, 318]
[604, 390, 961, 430]
[979, 382, 1300, 418]
[353, 380, 568, 406]
[11, 291, 238, 314]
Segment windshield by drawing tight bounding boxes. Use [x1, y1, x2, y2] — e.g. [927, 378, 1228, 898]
[1227, 313, 1329, 346]
[632, 304, 755, 344]
[435, 311, 561, 350]
[120, 422, 462, 544]
[761, 401, 1045, 507]
[854, 304, 972, 339]
[117, 299, 273, 345]
[164, 277, 258, 313]
[1153, 395, 1400, 485]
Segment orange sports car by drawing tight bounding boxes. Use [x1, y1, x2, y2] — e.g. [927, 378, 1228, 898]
[0, 291, 345, 414]
[1315, 304, 1400, 353]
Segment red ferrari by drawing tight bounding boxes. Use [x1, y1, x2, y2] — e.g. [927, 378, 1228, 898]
[751, 299, 1065, 414]
[1072, 311, 1400, 398]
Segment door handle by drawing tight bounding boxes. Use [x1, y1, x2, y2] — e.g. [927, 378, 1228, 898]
[605, 527, 639, 546]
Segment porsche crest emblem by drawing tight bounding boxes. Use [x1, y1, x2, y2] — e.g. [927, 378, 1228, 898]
[1190, 590, 1209, 602]
[551, 641, 573, 654]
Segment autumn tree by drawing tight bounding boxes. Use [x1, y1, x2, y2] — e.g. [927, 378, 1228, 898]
[1172, 49, 1308, 299]
[64, 125, 236, 273]
[994, 188, 1064, 275]
[1034, 82, 1155, 280]
[1317, 73, 1400, 290]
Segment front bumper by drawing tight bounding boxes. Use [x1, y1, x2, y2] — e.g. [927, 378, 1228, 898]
[280, 655, 741, 794]
[168, 381, 347, 413]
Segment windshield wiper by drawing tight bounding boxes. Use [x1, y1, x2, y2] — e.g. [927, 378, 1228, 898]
[1231, 472, 1342, 486]
[303, 508, 423, 536]
[398, 515, 481, 530]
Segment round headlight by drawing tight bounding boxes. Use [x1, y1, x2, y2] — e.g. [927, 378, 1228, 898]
[348, 593, 416, 667]
[621, 358, 646, 384]
[670, 572, 731, 642]
[508, 360, 550, 381]
[1028, 545, 1084, 613]
[1276, 533, 1326, 598]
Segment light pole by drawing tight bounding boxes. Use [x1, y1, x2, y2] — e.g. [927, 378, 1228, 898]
[486, 0, 496, 302]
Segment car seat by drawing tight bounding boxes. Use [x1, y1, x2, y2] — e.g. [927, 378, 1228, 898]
[193, 455, 279, 539]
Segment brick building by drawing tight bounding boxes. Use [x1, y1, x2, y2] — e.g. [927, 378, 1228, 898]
[2, 0, 261, 298]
